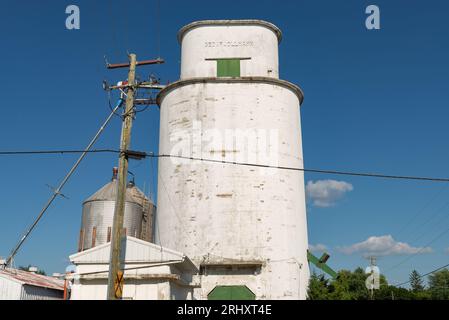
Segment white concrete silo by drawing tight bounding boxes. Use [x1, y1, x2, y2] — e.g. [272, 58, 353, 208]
[155, 20, 309, 300]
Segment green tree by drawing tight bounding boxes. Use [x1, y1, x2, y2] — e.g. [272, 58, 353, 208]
[307, 272, 330, 300]
[409, 270, 424, 292]
[375, 285, 415, 300]
[428, 269, 449, 300]
[412, 290, 432, 300]
[305, 266, 445, 300]
[307, 267, 402, 300]
[326, 270, 358, 300]
[326, 267, 385, 300]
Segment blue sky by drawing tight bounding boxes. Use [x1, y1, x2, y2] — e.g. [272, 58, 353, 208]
[0, 0, 448, 287]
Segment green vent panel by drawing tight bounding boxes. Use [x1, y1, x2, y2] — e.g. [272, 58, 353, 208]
[217, 59, 241, 77]
[208, 285, 255, 300]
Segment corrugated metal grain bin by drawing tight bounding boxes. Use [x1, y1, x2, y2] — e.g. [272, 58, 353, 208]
[78, 168, 156, 251]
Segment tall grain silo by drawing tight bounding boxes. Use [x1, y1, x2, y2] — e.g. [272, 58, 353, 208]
[155, 20, 309, 300]
[78, 168, 156, 251]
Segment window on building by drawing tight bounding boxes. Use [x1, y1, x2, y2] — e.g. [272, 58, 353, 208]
[216, 59, 241, 77]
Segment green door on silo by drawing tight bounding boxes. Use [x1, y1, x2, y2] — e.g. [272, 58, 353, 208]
[216, 59, 241, 77]
[208, 285, 255, 300]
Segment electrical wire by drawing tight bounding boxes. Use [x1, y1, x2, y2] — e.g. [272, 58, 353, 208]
[151, 154, 449, 183]
[408, 201, 449, 244]
[394, 262, 449, 288]
[108, 91, 122, 118]
[0, 149, 119, 155]
[1, 99, 124, 267]
[134, 104, 152, 114]
[383, 202, 449, 275]
[1, 151, 449, 183]
[385, 222, 449, 274]
[3, 147, 449, 276]
[395, 184, 449, 238]
[148, 156, 449, 287]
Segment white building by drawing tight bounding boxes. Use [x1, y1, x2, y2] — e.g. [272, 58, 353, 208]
[155, 20, 310, 299]
[68, 236, 198, 300]
[0, 268, 64, 300]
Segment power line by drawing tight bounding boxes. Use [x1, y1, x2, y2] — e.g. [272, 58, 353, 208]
[384, 202, 449, 275]
[151, 158, 449, 279]
[0, 149, 119, 155]
[408, 201, 449, 244]
[1, 151, 449, 183]
[385, 222, 449, 274]
[395, 184, 449, 238]
[151, 154, 449, 183]
[394, 263, 449, 288]
[1, 99, 124, 268]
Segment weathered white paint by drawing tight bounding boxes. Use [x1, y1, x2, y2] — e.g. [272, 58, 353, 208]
[68, 236, 198, 300]
[0, 275, 22, 300]
[179, 20, 281, 79]
[156, 20, 310, 300]
[70, 278, 177, 300]
[20, 285, 63, 300]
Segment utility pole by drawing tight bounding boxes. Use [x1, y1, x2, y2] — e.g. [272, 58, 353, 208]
[369, 256, 376, 300]
[105, 54, 164, 300]
[107, 53, 137, 300]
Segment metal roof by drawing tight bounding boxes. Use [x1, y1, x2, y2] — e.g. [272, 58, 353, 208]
[127, 183, 153, 205]
[0, 268, 64, 291]
[83, 179, 154, 205]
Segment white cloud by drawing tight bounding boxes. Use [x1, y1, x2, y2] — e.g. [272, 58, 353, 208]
[338, 235, 433, 257]
[306, 179, 353, 207]
[309, 244, 328, 252]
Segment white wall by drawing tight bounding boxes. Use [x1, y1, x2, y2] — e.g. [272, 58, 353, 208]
[0, 276, 22, 300]
[70, 279, 171, 300]
[70, 264, 194, 300]
[21, 285, 63, 300]
[156, 81, 309, 299]
[180, 23, 280, 79]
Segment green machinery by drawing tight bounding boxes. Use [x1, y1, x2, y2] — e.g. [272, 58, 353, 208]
[307, 250, 338, 279]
